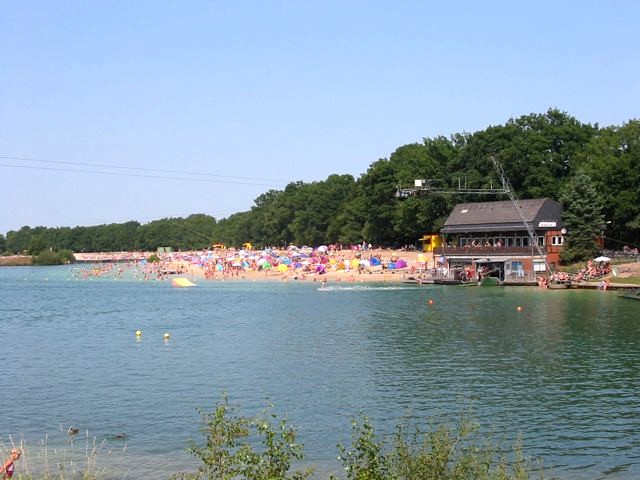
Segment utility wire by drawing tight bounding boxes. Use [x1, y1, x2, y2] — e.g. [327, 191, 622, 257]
[0, 155, 288, 183]
[0, 162, 285, 187]
[603, 235, 640, 249]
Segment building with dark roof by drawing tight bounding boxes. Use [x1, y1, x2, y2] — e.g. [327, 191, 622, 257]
[437, 198, 565, 283]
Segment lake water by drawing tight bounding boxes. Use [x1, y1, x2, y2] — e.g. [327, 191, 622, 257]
[1, 265, 639, 479]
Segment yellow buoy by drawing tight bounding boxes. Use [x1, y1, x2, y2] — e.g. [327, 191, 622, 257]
[163, 333, 171, 340]
[135, 330, 142, 336]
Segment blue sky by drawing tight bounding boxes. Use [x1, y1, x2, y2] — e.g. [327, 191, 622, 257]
[2, 1, 639, 234]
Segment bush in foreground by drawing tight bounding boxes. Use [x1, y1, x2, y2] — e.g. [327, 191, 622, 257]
[172, 397, 312, 480]
[335, 415, 542, 480]
[174, 398, 545, 480]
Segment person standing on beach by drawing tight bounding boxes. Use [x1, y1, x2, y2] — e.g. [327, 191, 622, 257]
[0, 448, 21, 478]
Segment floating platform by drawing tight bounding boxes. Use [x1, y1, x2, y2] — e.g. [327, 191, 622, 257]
[402, 276, 434, 285]
[433, 278, 478, 286]
[172, 277, 196, 287]
[618, 289, 640, 300]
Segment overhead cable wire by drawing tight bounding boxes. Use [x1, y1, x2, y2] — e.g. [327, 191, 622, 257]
[0, 162, 285, 187]
[0, 155, 288, 183]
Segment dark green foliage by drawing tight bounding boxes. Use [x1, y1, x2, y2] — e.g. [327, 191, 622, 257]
[135, 215, 216, 251]
[577, 120, 640, 245]
[32, 249, 75, 265]
[560, 172, 605, 262]
[2, 110, 639, 254]
[3, 216, 215, 254]
[6, 226, 35, 254]
[147, 253, 161, 263]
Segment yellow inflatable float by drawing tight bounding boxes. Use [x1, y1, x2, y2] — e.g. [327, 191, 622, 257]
[172, 277, 196, 287]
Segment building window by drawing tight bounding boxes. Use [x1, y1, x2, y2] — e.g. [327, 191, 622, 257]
[534, 260, 546, 272]
[511, 260, 524, 277]
[551, 236, 564, 246]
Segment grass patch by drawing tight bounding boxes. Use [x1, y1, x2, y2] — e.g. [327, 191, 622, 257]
[616, 277, 640, 285]
[1, 429, 126, 480]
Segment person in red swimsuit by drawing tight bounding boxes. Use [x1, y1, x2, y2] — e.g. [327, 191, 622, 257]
[0, 448, 20, 479]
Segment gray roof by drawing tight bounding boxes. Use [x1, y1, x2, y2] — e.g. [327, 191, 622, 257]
[441, 198, 563, 234]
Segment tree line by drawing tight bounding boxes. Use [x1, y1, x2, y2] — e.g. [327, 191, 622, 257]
[1, 109, 638, 261]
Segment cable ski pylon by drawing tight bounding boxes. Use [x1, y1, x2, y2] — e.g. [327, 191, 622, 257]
[394, 155, 552, 274]
[489, 156, 550, 273]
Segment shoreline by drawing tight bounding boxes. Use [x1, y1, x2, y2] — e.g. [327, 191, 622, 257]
[3, 249, 639, 289]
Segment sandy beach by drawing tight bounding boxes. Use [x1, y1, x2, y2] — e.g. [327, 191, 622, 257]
[50, 248, 640, 287]
[166, 248, 427, 285]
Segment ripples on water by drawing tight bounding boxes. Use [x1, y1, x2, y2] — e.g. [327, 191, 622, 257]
[1, 266, 639, 479]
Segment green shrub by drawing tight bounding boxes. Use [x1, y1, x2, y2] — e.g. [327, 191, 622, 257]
[58, 249, 75, 264]
[32, 249, 76, 265]
[148, 253, 161, 263]
[172, 397, 313, 480]
[335, 414, 544, 480]
[175, 399, 545, 480]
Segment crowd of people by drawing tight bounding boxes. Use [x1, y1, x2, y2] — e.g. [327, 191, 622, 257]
[542, 259, 612, 288]
[69, 244, 421, 283]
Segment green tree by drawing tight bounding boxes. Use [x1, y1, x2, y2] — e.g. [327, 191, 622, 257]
[387, 142, 454, 246]
[28, 234, 47, 255]
[357, 159, 398, 246]
[560, 171, 605, 262]
[0, 233, 6, 254]
[578, 120, 640, 245]
[456, 108, 596, 199]
[6, 226, 34, 254]
[251, 186, 298, 247]
[288, 175, 355, 246]
[331, 193, 368, 245]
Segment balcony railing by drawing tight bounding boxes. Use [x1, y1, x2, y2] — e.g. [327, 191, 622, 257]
[416, 268, 539, 284]
[437, 245, 546, 256]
